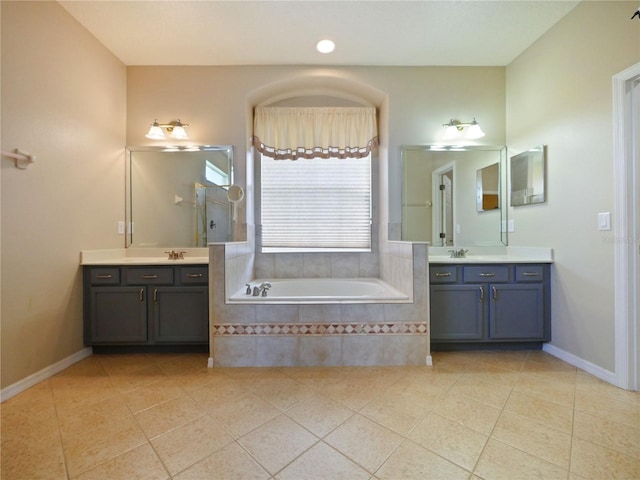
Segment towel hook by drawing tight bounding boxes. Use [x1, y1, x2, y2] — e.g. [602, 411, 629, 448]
[1, 149, 35, 169]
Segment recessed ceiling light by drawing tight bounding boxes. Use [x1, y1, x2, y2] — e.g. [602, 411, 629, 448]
[316, 39, 335, 54]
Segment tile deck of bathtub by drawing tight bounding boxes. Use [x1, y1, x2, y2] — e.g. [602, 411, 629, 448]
[2, 350, 639, 479]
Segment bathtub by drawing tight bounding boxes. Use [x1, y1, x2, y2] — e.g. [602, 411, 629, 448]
[228, 278, 410, 304]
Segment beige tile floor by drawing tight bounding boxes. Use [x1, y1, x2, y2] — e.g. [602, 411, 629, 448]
[2, 350, 639, 479]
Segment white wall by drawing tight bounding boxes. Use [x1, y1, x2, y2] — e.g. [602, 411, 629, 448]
[1, 2, 126, 388]
[506, 1, 639, 371]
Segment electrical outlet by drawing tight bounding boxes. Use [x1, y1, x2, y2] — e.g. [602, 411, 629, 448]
[508, 220, 515, 232]
[117, 221, 125, 235]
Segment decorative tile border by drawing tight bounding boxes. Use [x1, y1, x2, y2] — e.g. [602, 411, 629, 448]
[213, 322, 428, 336]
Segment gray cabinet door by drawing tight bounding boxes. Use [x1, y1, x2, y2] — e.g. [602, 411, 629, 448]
[151, 286, 209, 343]
[89, 287, 147, 343]
[489, 284, 544, 339]
[430, 284, 484, 340]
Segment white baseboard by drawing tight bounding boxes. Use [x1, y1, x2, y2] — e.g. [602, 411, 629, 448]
[543, 343, 617, 385]
[1, 347, 93, 403]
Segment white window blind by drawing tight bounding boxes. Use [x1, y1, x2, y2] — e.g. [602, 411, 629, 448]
[261, 154, 372, 251]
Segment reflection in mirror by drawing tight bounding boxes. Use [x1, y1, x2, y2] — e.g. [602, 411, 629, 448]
[476, 163, 500, 212]
[510, 145, 546, 207]
[126, 145, 234, 248]
[401, 145, 507, 247]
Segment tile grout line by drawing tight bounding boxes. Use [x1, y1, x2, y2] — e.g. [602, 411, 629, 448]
[49, 378, 72, 480]
[566, 366, 578, 480]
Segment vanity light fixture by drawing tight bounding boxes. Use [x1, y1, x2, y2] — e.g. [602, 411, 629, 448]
[145, 119, 189, 140]
[442, 118, 485, 140]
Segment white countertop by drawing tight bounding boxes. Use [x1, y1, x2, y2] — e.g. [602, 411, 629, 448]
[429, 246, 553, 264]
[80, 248, 209, 265]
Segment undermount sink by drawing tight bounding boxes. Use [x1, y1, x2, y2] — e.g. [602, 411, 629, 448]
[429, 254, 512, 263]
[428, 247, 553, 264]
[80, 248, 210, 265]
[116, 256, 210, 265]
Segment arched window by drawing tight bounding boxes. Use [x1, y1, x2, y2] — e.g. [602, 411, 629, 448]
[254, 106, 378, 252]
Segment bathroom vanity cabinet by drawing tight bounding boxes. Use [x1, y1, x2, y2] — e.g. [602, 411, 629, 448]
[83, 265, 209, 347]
[429, 263, 550, 348]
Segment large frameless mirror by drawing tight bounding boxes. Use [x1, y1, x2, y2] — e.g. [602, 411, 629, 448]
[401, 145, 507, 247]
[125, 145, 234, 248]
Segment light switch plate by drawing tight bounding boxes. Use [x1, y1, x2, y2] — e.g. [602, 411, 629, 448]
[598, 212, 611, 231]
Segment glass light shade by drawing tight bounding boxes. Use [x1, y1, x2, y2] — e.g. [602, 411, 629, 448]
[465, 123, 485, 139]
[443, 125, 459, 140]
[145, 124, 165, 140]
[170, 125, 188, 139]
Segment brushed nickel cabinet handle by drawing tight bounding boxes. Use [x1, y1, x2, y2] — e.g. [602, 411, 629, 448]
[522, 272, 540, 276]
[139, 288, 144, 302]
[479, 286, 484, 301]
[153, 288, 158, 303]
[479, 273, 496, 277]
[492, 286, 497, 300]
[142, 274, 158, 279]
[96, 274, 112, 279]
[435, 272, 452, 277]
[187, 273, 203, 278]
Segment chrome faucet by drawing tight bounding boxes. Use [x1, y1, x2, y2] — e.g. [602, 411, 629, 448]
[250, 281, 272, 296]
[259, 282, 271, 297]
[165, 250, 186, 260]
[448, 248, 469, 258]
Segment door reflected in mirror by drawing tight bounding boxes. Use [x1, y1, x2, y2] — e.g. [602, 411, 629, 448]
[401, 145, 507, 247]
[126, 145, 234, 248]
[476, 163, 500, 212]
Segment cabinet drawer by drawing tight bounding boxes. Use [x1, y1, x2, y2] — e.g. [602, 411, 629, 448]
[125, 267, 173, 285]
[88, 267, 120, 285]
[515, 265, 545, 282]
[429, 265, 458, 283]
[464, 265, 509, 283]
[179, 266, 208, 284]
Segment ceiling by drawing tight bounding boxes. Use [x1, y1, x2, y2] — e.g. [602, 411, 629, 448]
[58, 1, 580, 67]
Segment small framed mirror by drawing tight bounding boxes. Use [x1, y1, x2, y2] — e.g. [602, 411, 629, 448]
[510, 145, 546, 207]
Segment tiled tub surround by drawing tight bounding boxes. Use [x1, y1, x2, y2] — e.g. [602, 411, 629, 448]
[209, 241, 430, 367]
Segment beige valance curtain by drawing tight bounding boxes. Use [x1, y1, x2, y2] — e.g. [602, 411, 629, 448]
[252, 106, 378, 160]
